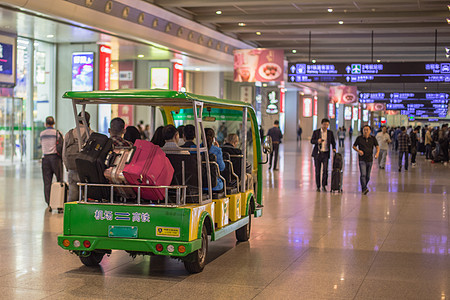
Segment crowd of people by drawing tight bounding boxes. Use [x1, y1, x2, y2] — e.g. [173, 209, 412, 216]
[39, 116, 252, 210]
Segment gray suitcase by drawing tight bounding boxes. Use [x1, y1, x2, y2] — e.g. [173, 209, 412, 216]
[50, 182, 68, 212]
[104, 149, 136, 199]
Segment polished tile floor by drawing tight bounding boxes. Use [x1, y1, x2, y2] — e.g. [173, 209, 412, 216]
[0, 139, 449, 299]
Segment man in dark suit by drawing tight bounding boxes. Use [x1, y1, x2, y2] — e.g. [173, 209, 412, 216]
[311, 118, 336, 192]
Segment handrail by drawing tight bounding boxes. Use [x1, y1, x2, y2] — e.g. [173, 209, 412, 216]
[77, 183, 187, 206]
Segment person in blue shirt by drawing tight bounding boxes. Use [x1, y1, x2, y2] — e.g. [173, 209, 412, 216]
[205, 128, 225, 191]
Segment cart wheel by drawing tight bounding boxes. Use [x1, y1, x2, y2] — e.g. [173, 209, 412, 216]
[184, 225, 208, 273]
[236, 206, 252, 242]
[79, 251, 105, 266]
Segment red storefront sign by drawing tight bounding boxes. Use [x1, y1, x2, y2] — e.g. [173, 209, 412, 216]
[173, 62, 184, 91]
[98, 45, 111, 90]
[313, 96, 318, 116]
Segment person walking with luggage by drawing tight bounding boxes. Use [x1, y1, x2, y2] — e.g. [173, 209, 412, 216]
[410, 127, 419, 167]
[311, 118, 336, 192]
[375, 125, 391, 169]
[40, 116, 63, 210]
[438, 124, 449, 166]
[338, 127, 346, 148]
[267, 120, 283, 170]
[397, 126, 410, 172]
[353, 125, 379, 195]
[425, 126, 433, 160]
[62, 112, 93, 202]
[109, 117, 133, 148]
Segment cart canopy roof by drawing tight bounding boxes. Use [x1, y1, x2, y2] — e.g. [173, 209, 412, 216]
[63, 89, 252, 110]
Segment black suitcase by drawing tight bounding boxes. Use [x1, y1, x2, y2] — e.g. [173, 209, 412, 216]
[330, 169, 342, 193]
[75, 132, 113, 200]
[333, 152, 343, 170]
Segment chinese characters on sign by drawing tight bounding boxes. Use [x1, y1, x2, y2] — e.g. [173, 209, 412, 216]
[94, 210, 150, 222]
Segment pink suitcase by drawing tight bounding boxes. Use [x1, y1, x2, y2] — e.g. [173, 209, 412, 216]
[104, 149, 136, 199]
[123, 140, 174, 200]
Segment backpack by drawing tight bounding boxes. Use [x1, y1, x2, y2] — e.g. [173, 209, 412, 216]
[56, 130, 64, 157]
[63, 128, 87, 170]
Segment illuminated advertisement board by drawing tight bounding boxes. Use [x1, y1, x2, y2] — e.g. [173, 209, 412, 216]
[0, 35, 16, 87]
[362, 110, 369, 122]
[344, 106, 352, 120]
[72, 52, 94, 91]
[288, 62, 450, 84]
[234, 49, 284, 82]
[303, 97, 312, 117]
[150, 67, 169, 89]
[329, 86, 358, 104]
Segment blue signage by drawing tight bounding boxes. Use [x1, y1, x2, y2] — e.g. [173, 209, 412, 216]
[0, 42, 13, 75]
[288, 62, 450, 83]
[72, 52, 94, 92]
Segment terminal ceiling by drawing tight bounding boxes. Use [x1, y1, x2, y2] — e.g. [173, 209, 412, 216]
[154, 0, 450, 92]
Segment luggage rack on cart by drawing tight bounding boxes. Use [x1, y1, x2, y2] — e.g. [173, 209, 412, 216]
[77, 183, 188, 206]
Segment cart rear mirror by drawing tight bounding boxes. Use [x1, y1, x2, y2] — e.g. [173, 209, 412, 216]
[263, 136, 273, 154]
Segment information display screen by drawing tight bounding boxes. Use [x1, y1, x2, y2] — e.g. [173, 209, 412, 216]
[358, 92, 448, 118]
[72, 52, 94, 91]
[288, 62, 450, 83]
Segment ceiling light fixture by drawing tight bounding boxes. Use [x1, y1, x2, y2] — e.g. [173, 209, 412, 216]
[328, 8, 333, 13]
[216, 10, 222, 15]
[338, 21, 344, 25]
[376, 59, 381, 63]
[292, 50, 297, 53]
[447, 18, 450, 24]
[424, 86, 428, 90]
[256, 31, 261, 35]
[46, 34, 54, 38]
[238, 22, 246, 27]
[195, 68, 201, 71]
[312, 59, 316, 63]
[137, 54, 144, 58]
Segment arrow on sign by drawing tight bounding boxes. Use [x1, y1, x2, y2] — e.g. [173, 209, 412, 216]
[346, 66, 351, 73]
[346, 76, 350, 82]
[291, 76, 295, 82]
[290, 65, 296, 73]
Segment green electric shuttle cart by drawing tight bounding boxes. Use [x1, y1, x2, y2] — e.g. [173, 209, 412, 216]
[57, 90, 271, 273]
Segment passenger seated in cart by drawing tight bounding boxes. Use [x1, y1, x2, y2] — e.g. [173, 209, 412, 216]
[151, 126, 165, 147]
[109, 117, 133, 148]
[205, 128, 225, 191]
[181, 124, 196, 148]
[123, 126, 141, 144]
[222, 133, 253, 189]
[161, 125, 184, 151]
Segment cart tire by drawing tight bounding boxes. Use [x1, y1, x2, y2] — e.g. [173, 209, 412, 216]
[236, 206, 251, 242]
[79, 251, 105, 266]
[184, 225, 208, 273]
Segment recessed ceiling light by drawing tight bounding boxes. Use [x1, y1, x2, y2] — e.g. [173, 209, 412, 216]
[376, 59, 381, 63]
[292, 50, 297, 53]
[216, 10, 222, 15]
[195, 68, 200, 71]
[46, 34, 54, 38]
[424, 86, 428, 90]
[238, 22, 246, 27]
[312, 59, 316, 63]
[372, 8, 376, 12]
[447, 18, 450, 24]
[256, 31, 261, 35]
[328, 8, 333, 13]
[338, 21, 344, 25]
[137, 54, 144, 58]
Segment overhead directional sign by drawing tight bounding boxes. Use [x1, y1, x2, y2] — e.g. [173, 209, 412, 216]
[288, 62, 450, 83]
[358, 92, 449, 118]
